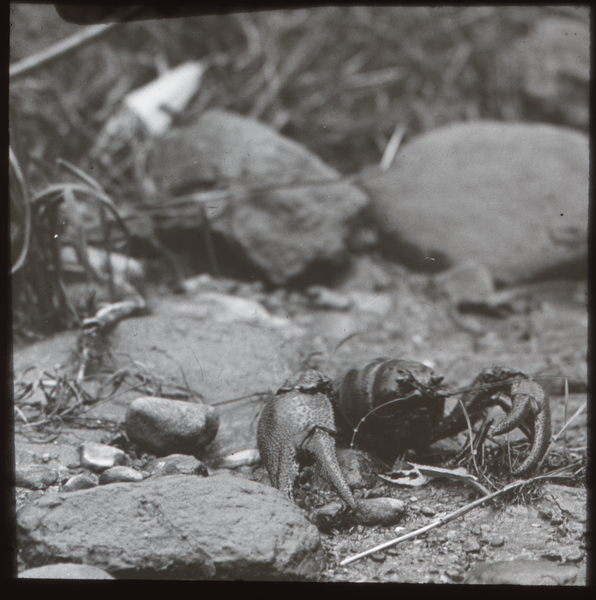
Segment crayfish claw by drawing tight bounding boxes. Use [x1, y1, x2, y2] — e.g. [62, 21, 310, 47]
[492, 378, 551, 475]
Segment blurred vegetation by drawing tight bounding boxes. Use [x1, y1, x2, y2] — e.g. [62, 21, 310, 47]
[9, 5, 589, 338]
[10, 5, 588, 189]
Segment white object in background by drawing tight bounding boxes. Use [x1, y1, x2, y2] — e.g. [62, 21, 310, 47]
[124, 61, 205, 136]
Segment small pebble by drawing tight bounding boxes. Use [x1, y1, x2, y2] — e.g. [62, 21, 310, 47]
[370, 551, 386, 563]
[445, 568, 464, 582]
[99, 466, 144, 485]
[41, 453, 51, 463]
[565, 551, 585, 564]
[62, 474, 97, 492]
[550, 517, 564, 526]
[471, 524, 482, 535]
[489, 536, 505, 548]
[541, 551, 562, 562]
[463, 538, 481, 553]
[420, 506, 436, 516]
[78, 442, 126, 473]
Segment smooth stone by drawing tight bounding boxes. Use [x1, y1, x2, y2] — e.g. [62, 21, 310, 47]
[62, 474, 98, 492]
[362, 121, 588, 284]
[355, 497, 406, 527]
[125, 396, 219, 457]
[99, 466, 144, 485]
[78, 442, 126, 473]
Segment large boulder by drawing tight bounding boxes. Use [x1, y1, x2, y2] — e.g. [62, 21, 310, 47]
[360, 121, 588, 285]
[17, 473, 323, 580]
[148, 109, 370, 284]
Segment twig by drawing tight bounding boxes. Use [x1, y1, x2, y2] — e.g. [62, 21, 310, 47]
[379, 124, 406, 171]
[10, 23, 119, 80]
[341, 471, 565, 567]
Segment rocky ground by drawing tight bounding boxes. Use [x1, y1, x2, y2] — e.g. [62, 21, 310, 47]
[12, 264, 587, 582]
[10, 9, 588, 582]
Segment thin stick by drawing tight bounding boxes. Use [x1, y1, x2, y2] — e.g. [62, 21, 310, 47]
[340, 479, 528, 566]
[341, 473, 573, 567]
[379, 124, 406, 171]
[10, 23, 119, 80]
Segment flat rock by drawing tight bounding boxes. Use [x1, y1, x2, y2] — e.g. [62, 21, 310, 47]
[464, 560, 579, 585]
[361, 121, 588, 285]
[17, 473, 323, 580]
[148, 109, 369, 284]
[99, 466, 145, 485]
[19, 563, 115, 579]
[78, 442, 126, 473]
[125, 396, 219, 457]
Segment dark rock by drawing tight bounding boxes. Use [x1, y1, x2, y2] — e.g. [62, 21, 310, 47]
[420, 506, 436, 517]
[354, 497, 406, 527]
[125, 396, 219, 457]
[489, 535, 505, 548]
[336, 449, 383, 489]
[62, 474, 97, 492]
[565, 551, 585, 564]
[464, 560, 579, 585]
[78, 442, 126, 473]
[99, 466, 144, 485]
[361, 121, 588, 285]
[15, 465, 59, 490]
[17, 472, 322, 580]
[19, 563, 114, 579]
[311, 501, 347, 530]
[148, 109, 369, 285]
